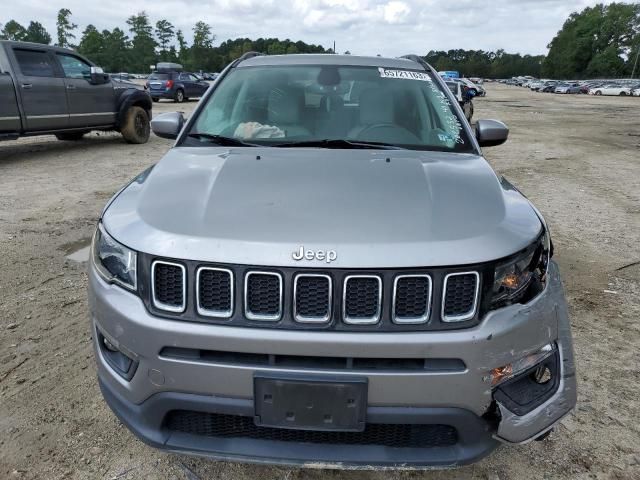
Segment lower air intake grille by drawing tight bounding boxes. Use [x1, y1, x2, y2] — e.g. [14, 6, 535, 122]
[245, 272, 282, 320]
[443, 273, 478, 321]
[165, 411, 458, 448]
[344, 276, 381, 323]
[152, 261, 185, 312]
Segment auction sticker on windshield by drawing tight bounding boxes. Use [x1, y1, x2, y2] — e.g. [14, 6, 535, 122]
[378, 67, 431, 81]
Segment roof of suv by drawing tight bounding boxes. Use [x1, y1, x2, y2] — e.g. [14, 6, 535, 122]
[238, 54, 427, 70]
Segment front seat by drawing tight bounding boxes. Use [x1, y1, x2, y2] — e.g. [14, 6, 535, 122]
[348, 87, 420, 144]
[267, 87, 311, 138]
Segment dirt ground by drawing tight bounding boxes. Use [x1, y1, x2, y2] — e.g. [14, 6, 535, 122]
[1, 84, 639, 480]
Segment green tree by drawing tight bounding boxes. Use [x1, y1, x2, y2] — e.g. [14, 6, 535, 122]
[186, 21, 216, 71]
[155, 19, 175, 61]
[77, 25, 105, 65]
[126, 12, 157, 73]
[23, 21, 52, 44]
[543, 2, 640, 78]
[1, 20, 27, 41]
[56, 8, 77, 47]
[101, 28, 131, 72]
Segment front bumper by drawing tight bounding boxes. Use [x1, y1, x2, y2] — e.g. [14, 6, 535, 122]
[88, 260, 576, 467]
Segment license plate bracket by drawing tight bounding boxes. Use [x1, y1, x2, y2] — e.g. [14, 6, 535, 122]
[254, 374, 367, 432]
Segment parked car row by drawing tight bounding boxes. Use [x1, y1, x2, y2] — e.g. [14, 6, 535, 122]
[500, 76, 640, 97]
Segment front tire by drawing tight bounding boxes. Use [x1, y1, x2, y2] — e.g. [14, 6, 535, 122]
[174, 89, 185, 103]
[595, 91, 602, 96]
[619, 92, 626, 96]
[120, 106, 150, 144]
[55, 132, 86, 141]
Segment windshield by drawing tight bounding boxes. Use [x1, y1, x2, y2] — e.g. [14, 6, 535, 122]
[185, 64, 473, 152]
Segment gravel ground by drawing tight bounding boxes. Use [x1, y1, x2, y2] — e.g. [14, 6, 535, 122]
[1, 85, 639, 480]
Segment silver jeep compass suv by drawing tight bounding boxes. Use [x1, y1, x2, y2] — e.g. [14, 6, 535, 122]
[88, 53, 576, 468]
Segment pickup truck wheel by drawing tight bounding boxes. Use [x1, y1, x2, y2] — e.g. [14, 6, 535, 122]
[174, 89, 185, 103]
[120, 106, 150, 144]
[55, 132, 86, 141]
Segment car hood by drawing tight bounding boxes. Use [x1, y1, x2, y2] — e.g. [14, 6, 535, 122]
[102, 147, 542, 268]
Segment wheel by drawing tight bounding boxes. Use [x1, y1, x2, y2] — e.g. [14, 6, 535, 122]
[55, 132, 86, 141]
[619, 92, 626, 96]
[174, 89, 185, 103]
[152, 98, 159, 103]
[120, 106, 150, 144]
[595, 91, 602, 96]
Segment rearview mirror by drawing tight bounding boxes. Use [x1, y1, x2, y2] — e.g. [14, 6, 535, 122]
[90, 66, 109, 85]
[476, 119, 509, 147]
[151, 112, 185, 139]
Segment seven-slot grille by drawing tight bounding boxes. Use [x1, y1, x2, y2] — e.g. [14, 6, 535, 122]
[148, 259, 483, 329]
[244, 272, 283, 321]
[197, 267, 233, 318]
[151, 261, 186, 312]
[343, 275, 382, 324]
[294, 274, 332, 323]
[393, 275, 432, 324]
[442, 272, 480, 322]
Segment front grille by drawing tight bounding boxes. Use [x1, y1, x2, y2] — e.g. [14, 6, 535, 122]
[197, 267, 233, 318]
[152, 261, 186, 312]
[294, 274, 331, 323]
[442, 272, 479, 322]
[165, 411, 458, 448]
[343, 276, 381, 324]
[393, 275, 432, 323]
[245, 272, 282, 321]
[142, 254, 486, 331]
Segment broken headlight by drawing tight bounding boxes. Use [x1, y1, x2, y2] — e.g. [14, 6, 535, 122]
[491, 229, 550, 307]
[92, 222, 137, 291]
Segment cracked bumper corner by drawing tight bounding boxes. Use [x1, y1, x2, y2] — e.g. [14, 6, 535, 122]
[495, 266, 577, 444]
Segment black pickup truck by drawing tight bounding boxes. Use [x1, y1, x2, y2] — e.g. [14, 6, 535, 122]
[0, 41, 152, 143]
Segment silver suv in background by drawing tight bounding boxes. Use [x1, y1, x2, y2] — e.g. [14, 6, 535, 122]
[88, 53, 576, 468]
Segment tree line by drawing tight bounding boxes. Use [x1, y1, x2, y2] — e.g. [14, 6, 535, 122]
[1, 3, 639, 78]
[0, 10, 327, 73]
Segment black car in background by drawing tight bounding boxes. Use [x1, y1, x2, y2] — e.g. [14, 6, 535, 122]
[146, 63, 210, 103]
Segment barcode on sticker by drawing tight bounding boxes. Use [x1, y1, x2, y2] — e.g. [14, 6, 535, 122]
[378, 68, 431, 81]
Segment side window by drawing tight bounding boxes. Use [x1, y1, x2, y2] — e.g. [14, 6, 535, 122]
[14, 49, 55, 77]
[189, 74, 199, 81]
[179, 73, 189, 81]
[56, 54, 91, 79]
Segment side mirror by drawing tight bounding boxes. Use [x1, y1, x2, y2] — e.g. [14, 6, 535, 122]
[476, 119, 509, 147]
[90, 66, 109, 85]
[151, 112, 185, 139]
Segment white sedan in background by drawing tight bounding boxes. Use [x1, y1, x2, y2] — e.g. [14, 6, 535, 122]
[589, 84, 632, 96]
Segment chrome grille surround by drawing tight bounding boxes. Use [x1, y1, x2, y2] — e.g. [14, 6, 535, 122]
[293, 273, 333, 323]
[244, 271, 283, 321]
[392, 274, 433, 324]
[196, 267, 234, 319]
[342, 275, 383, 325]
[441, 271, 480, 322]
[151, 260, 187, 313]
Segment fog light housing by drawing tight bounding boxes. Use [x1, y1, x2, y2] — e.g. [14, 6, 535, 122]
[491, 345, 560, 416]
[96, 329, 138, 381]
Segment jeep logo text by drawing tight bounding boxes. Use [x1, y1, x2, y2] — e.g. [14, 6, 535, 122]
[292, 246, 337, 263]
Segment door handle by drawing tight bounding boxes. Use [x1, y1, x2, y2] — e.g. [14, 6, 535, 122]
[66, 85, 77, 90]
[21, 83, 33, 89]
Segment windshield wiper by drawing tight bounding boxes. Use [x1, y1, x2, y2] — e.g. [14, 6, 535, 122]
[272, 139, 405, 150]
[187, 133, 259, 147]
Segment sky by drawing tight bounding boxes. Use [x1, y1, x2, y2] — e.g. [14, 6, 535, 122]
[1, 0, 618, 56]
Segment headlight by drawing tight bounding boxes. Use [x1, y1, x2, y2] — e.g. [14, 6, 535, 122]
[491, 229, 550, 307]
[92, 222, 137, 291]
